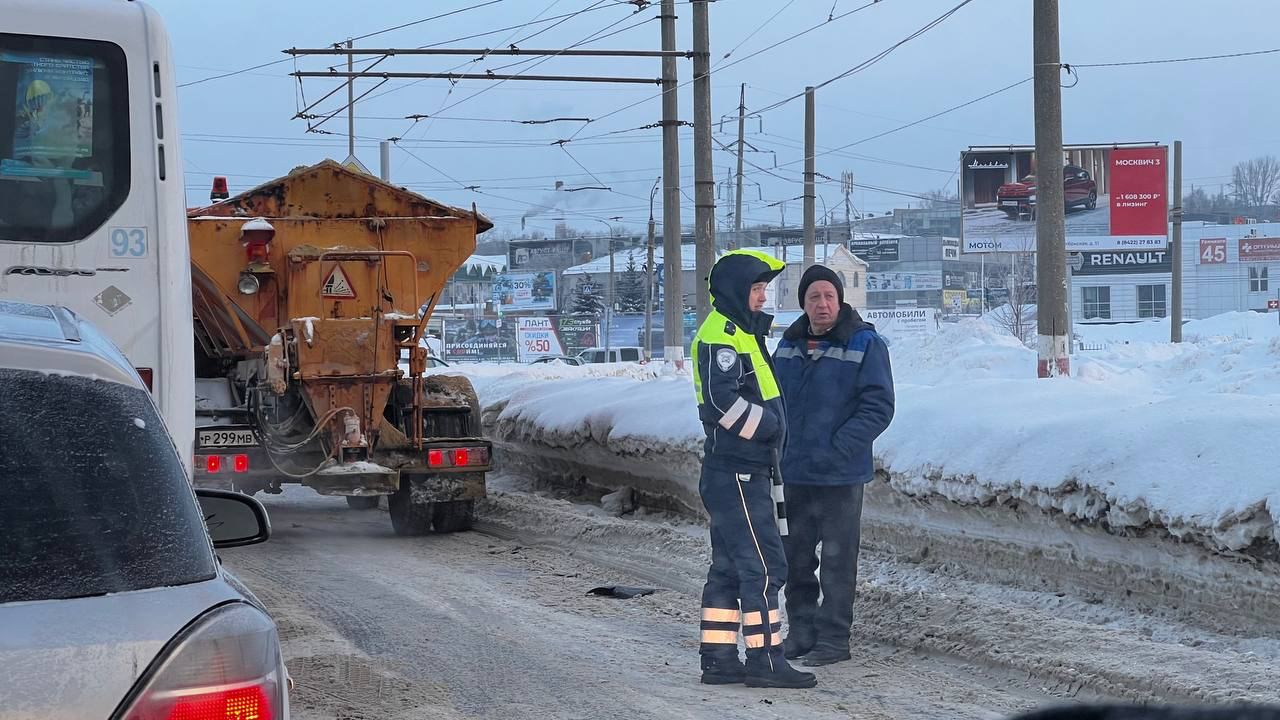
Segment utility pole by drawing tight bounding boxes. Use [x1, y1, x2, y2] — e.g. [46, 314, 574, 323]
[692, 0, 715, 323]
[734, 83, 747, 251]
[1171, 140, 1184, 343]
[842, 171, 854, 241]
[346, 39, 355, 159]
[803, 86, 817, 270]
[1033, 0, 1069, 378]
[661, 0, 684, 367]
[379, 141, 391, 182]
[645, 178, 660, 362]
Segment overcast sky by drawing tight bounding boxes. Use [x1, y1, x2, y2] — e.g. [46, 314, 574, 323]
[153, 0, 1280, 236]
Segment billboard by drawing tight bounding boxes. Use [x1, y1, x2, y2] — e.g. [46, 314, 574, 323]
[960, 145, 1169, 254]
[1238, 236, 1280, 263]
[867, 271, 943, 292]
[516, 317, 566, 362]
[849, 237, 899, 262]
[557, 316, 599, 354]
[1073, 248, 1171, 276]
[863, 308, 939, 341]
[509, 239, 576, 271]
[492, 272, 557, 312]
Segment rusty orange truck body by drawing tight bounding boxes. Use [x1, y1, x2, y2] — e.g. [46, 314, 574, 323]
[186, 160, 492, 535]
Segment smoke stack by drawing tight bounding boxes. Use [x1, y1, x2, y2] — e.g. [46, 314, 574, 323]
[210, 176, 229, 201]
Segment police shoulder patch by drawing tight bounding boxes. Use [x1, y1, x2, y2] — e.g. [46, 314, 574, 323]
[716, 348, 738, 372]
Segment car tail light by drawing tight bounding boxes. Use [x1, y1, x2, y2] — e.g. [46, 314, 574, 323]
[136, 367, 154, 391]
[452, 448, 469, 466]
[121, 603, 286, 720]
[233, 454, 250, 473]
[428, 449, 444, 467]
[205, 455, 222, 474]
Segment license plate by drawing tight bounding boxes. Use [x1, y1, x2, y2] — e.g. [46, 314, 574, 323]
[1001, 200, 1020, 207]
[199, 428, 257, 448]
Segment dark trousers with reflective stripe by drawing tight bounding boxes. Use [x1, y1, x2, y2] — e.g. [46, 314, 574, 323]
[782, 483, 865, 652]
[699, 465, 788, 666]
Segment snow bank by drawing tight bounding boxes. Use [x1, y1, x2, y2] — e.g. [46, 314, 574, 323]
[441, 314, 1280, 555]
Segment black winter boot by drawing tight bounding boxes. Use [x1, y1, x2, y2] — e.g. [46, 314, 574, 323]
[700, 655, 746, 685]
[782, 633, 815, 661]
[745, 654, 818, 689]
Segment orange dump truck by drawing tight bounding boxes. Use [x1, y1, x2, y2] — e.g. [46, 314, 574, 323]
[187, 160, 492, 535]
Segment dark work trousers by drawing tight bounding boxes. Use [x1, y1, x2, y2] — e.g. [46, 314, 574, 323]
[782, 483, 866, 652]
[698, 465, 788, 669]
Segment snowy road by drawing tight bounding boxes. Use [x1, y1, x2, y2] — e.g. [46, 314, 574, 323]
[220, 477, 1280, 720]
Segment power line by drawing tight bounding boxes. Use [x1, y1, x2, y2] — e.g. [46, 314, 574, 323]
[349, 0, 508, 43]
[566, 0, 886, 141]
[719, 0, 796, 62]
[179, 58, 293, 88]
[743, 77, 1032, 180]
[751, 0, 976, 115]
[1070, 46, 1280, 69]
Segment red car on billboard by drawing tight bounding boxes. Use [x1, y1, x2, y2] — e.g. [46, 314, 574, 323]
[996, 165, 1098, 219]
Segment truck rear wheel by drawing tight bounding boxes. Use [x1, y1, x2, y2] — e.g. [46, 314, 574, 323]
[346, 495, 380, 510]
[431, 500, 475, 533]
[388, 482, 432, 536]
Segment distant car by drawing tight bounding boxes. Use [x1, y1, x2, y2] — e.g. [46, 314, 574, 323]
[996, 165, 1097, 219]
[530, 355, 585, 366]
[578, 346, 644, 364]
[0, 301, 289, 720]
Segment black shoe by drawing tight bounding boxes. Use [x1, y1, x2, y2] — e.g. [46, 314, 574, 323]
[700, 657, 746, 685]
[802, 647, 851, 667]
[744, 658, 818, 689]
[782, 635, 814, 661]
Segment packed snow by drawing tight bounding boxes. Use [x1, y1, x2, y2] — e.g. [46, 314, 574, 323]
[436, 311, 1280, 554]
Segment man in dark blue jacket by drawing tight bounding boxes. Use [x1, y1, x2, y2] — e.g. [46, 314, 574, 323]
[773, 265, 895, 667]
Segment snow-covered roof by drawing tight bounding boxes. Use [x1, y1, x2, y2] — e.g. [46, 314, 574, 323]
[562, 244, 703, 276]
[461, 254, 506, 274]
[736, 244, 868, 267]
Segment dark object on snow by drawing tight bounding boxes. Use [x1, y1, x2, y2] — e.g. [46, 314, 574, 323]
[1010, 705, 1280, 720]
[587, 586, 657, 600]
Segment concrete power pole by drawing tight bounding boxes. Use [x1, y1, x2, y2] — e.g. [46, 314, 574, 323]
[645, 178, 660, 361]
[660, 0, 684, 367]
[734, 84, 747, 251]
[693, 0, 715, 323]
[1033, 0, 1069, 378]
[1171, 140, 1184, 343]
[347, 39, 355, 159]
[803, 86, 817, 270]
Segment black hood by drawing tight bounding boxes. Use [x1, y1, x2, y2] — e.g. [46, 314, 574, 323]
[709, 251, 785, 335]
[783, 304, 873, 344]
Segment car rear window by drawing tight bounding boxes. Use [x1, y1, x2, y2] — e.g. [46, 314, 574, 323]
[0, 369, 216, 604]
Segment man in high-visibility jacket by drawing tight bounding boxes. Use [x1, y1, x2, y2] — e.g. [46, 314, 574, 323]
[692, 249, 817, 690]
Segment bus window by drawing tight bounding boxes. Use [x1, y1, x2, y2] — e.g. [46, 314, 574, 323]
[0, 33, 130, 244]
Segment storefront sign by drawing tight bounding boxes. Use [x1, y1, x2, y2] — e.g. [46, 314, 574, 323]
[1238, 236, 1280, 263]
[1074, 249, 1171, 276]
[1199, 238, 1227, 265]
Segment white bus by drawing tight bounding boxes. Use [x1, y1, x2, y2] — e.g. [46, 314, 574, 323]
[0, 0, 194, 471]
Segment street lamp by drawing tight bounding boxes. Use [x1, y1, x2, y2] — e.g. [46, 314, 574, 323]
[592, 216, 625, 358]
[645, 177, 660, 362]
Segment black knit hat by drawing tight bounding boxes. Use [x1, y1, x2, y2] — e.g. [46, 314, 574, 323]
[797, 264, 844, 307]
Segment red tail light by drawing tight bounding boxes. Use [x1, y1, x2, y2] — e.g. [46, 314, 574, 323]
[452, 448, 469, 466]
[147, 685, 273, 720]
[205, 455, 221, 474]
[136, 367, 154, 391]
[233, 454, 250, 473]
[121, 603, 285, 720]
[428, 449, 444, 467]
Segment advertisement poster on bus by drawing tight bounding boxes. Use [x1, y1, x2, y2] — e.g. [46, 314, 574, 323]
[516, 317, 566, 362]
[492, 272, 557, 312]
[8, 53, 94, 161]
[960, 145, 1168, 254]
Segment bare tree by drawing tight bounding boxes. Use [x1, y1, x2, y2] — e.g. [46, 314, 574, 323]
[985, 238, 1037, 345]
[1231, 156, 1280, 208]
[922, 189, 960, 209]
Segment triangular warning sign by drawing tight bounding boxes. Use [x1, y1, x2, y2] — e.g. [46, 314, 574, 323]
[322, 265, 357, 299]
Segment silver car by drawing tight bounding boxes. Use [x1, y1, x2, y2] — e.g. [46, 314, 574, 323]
[0, 301, 289, 719]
